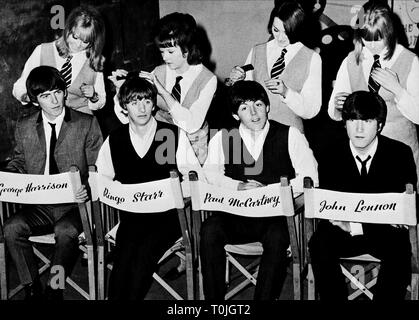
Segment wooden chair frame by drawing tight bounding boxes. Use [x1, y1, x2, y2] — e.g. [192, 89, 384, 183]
[0, 166, 96, 300]
[303, 177, 419, 300]
[188, 171, 305, 300]
[90, 167, 196, 300]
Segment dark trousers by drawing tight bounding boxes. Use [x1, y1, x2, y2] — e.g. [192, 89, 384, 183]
[200, 213, 290, 300]
[108, 209, 181, 300]
[3, 204, 83, 286]
[309, 221, 411, 301]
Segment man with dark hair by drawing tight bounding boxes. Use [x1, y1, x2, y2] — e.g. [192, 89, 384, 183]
[309, 90, 417, 300]
[4, 65, 103, 300]
[201, 80, 318, 300]
[96, 76, 201, 300]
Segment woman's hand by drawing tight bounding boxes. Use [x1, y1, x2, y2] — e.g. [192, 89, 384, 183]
[139, 71, 166, 95]
[330, 220, 351, 233]
[227, 66, 246, 85]
[108, 69, 128, 90]
[371, 67, 403, 97]
[334, 92, 350, 111]
[75, 185, 89, 203]
[237, 179, 265, 190]
[80, 83, 95, 99]
[264, 78, 288, 97]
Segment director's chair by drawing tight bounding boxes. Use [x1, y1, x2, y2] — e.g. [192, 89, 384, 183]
[89, 167, 195, 300]
[189, 171, 305, 300]
[0, 166, 96, 300]
[303, 177, 419, 300]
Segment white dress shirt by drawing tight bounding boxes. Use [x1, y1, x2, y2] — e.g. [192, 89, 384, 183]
[114, 64, 217, 133]
[96, 117, 205, 197]
[203, 120, 319, 192]
[344, 137, 379, 236]
[42, 109, 66, 175]
[328, 44, 419, 122]
[13, 42, 106, 110]
[244, 40, 322, 120]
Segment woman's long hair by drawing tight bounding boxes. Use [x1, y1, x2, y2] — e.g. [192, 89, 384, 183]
[353, 2, 397, 64]
[56, 5, 106, 71]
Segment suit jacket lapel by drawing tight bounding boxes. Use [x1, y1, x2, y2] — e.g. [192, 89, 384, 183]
[56, 107, 72, 148]
[35, 111, 47, 156]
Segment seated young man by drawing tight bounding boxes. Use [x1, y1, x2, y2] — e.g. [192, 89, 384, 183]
[309, 91, 417, 301]
[96, 76, 200, 300]
[201, 80, 318, 300]
[3, 66, 103, 300]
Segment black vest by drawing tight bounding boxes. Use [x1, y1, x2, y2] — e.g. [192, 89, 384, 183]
[221, 121, 295, 185]
[109, 121, 178, 184]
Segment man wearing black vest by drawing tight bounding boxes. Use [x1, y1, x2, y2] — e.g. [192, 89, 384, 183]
[96, 76, 201, 300]
[309, 91, 417, 300]
[201, 80, 318, 300]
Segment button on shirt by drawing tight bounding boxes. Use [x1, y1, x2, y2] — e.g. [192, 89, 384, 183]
[42, 109, 65, 174]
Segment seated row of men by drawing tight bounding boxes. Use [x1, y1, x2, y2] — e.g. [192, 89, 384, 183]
[2, 65, 416, 300]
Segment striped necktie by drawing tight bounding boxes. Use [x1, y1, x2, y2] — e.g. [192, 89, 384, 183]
[171, 76, 183, 102]
[60, 56, 72, 88]
[368, 55, 381, 93]
[271, 48, 287, 79]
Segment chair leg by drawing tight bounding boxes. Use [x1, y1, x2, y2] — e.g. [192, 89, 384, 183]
[97, 245, 105, 300]
[86, 245, 96, 300]
[293, 262, 301, 300]
[411, 273, 419, 300]
[307, 263, 315, 300]
[0, 242, 7, 300]
[185, 252, 194, 300]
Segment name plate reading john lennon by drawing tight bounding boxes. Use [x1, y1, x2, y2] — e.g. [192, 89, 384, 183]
[307, 188, 417, 226]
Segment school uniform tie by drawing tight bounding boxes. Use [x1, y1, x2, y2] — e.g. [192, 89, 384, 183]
[356, 155, 371, 177]
[171, 76, 183, 102]
[60, 56, 72, 88]
[49, 123, 59, 174]
[368, 55, 381, 93]
[270, 48, 287, 79]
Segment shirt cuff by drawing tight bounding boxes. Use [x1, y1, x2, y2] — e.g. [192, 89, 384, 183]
[349, 222, 363, 236]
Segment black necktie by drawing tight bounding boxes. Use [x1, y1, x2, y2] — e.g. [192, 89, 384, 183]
[356, 155, 371, 177]
[49, 123, 59, 174]
[368, 55, 381, 93]
[271, 48, 287, 79]
[60, 56, 72, 88]
[171, 76, 183, 102]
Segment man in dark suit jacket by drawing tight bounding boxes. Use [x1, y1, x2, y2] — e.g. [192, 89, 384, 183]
[309, 91, 417, 300]
[3, 66, 103, 300]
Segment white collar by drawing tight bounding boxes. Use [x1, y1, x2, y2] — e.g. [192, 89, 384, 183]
[349, 136, 378, 162]
[42, 108, 65, 126]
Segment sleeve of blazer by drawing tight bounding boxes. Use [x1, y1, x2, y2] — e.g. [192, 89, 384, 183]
[85, 116, 103, 168]
[4, 122, 27, 173]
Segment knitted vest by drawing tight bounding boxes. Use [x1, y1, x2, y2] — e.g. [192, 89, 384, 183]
[221, 121, 295, 185]
[40, 42, 97, 115]
[251, 43, 313, 133]
[154, 64, 214, 164]
[347, 48, 419, 185]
